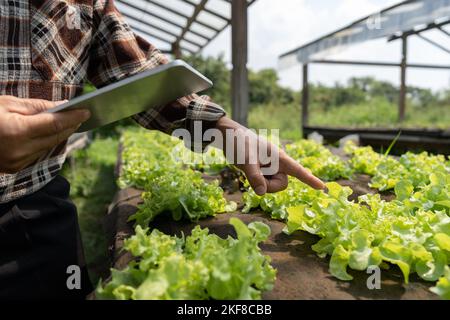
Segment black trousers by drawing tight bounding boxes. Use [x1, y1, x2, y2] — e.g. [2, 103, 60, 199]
[0, 176, 93, 300]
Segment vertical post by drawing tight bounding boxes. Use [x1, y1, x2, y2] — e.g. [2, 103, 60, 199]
[171, 42, 182, 59]
[399, 35, 408, 122]
[302, 63, 309, 136]
[231, 0, 249, 126]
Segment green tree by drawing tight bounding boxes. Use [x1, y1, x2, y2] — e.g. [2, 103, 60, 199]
[407, 86, 436, 108]
[183, 54, 231, 110]
[249, 69, 295, 106]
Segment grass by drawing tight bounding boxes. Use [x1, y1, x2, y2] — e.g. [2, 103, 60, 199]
[249, 103, 303, 141]
[61, 137, 119, 284]
[248, 97, 450, 140]
[310, 97, 450, 129]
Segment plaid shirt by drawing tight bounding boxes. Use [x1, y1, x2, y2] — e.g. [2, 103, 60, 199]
[0, 0, 226, 204]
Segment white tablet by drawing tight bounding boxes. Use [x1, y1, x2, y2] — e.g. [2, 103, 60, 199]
[47, 60, 213, 132]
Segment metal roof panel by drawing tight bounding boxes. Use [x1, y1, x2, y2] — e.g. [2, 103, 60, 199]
[279, 0, 450, 68]
[116, 0, 256, 54]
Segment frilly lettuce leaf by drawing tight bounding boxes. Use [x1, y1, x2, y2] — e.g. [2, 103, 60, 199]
[118, 130, 236, 226]
[97, 220, 276, 300]
[286, 140, 352, 181]
[244, 173, 449, 295]
[431, 267, 450, 300]
[345, 141, 449, 192]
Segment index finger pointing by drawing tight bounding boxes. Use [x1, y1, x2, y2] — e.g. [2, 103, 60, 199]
[242, 164, 268, 196]
[281, 155, 326, 190]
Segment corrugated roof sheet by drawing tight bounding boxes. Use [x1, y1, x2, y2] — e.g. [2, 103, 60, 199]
[116, 0, 256, 55]
[279, 0, 450, 68]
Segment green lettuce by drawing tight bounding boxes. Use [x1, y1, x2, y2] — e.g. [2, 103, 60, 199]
[96, 218, 276, 300]
[345, 141, 449, 191]
[129, 167, 235, 226]
[119, 129, 236, 226]
[286, 140, 351, 181]
[431, 267, 450, 300]
[243, 171, 449, 296]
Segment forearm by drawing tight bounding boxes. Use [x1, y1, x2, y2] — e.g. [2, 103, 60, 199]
[133, 95, 226, 151]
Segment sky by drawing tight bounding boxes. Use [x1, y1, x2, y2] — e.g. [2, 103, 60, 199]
[200, 0, 450, 92]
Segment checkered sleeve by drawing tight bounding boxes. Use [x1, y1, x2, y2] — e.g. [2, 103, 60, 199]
[87, 0, 226, 150]
[0, 144, 67, 204]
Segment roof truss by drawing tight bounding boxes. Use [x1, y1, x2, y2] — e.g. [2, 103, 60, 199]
[116, 0, 256, 55]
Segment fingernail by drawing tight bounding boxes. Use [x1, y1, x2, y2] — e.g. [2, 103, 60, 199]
[56, 100, 69, 106]
[255, 186, 266, 196]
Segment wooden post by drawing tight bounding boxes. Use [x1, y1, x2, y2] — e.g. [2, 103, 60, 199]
[399, 35, 408, 122]
[302, 64, 309, 136]
[231, 0, 249, 126]
[171, 42, 182, 59]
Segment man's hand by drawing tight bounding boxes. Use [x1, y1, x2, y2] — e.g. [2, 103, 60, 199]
[0, 96, 91, 174]
[216, 117, 325, 195]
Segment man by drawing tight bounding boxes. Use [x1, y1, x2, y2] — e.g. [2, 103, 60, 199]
[0, 0, 325, 300]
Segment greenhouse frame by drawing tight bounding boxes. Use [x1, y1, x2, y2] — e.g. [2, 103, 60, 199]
[116, 0, 256, 126]
[279, 0, 450, 154]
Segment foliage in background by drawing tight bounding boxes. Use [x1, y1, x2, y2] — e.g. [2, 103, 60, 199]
[185, 54, 450, 140]
[345, 141, 450, 191]
[184, 54, 232, 111]
[183, 55, 231, 111]
[184, 54, 297, 111]
[309, 96, 450, 129]
[96, 218, 276, 300]
[249, 103, 303, 140]
[82, 54, 449, 142]
[249, 69, 296, 106]
[62, 138, 119, 283]
[285, 140, 351, 181]
[249, 97, 450, 141]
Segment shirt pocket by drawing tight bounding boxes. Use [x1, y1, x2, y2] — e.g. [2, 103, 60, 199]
[30, 0, 93, 85]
